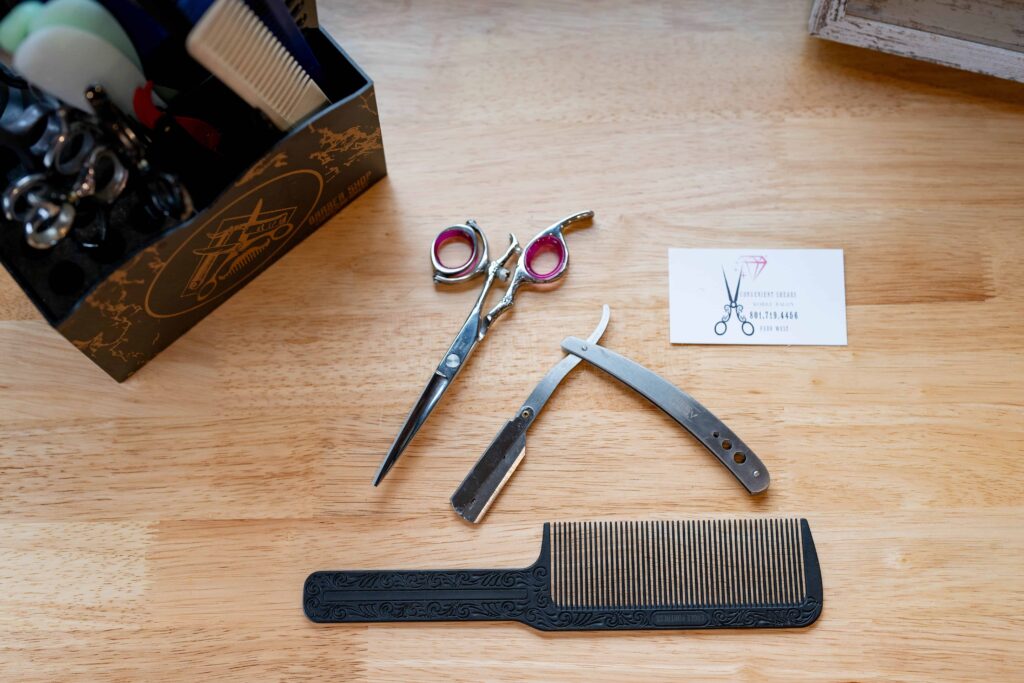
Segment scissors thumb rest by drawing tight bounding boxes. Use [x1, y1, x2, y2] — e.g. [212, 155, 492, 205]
[560, 337, 769, 494]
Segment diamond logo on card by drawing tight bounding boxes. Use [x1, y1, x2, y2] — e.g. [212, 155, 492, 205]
[739, 255, 767, 280]
[668, 248, 847, 346]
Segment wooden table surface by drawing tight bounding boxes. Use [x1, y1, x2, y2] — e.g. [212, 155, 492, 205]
[2, 2, 1023, 680]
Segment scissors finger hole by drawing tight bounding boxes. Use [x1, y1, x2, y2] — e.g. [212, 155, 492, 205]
[432, 226, 481, 277]
[77, 149, 129, 203]
[3, 175, 53, 222]
[437, 232, 473, 268]
[53, 125, 95, 175]
[523, 235, 566, 281]
[25, 201, 75, 249]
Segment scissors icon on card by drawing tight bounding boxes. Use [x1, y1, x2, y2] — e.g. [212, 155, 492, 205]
[714, 268, 754, 337]
[372, 210, 594, 485]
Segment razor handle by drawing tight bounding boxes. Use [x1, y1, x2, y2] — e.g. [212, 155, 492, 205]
[560, 338, 770, 494]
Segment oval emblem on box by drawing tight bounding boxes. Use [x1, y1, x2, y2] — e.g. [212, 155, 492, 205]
[145, 170, 323, 319]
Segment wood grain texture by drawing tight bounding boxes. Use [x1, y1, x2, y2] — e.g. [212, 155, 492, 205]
[2, 1, 1023, 680]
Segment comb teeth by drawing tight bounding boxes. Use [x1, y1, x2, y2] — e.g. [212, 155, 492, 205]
[187, 0, 328, 130]
[550, 519, 807, 609]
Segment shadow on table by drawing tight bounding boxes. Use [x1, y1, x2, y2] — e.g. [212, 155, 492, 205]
[806, 39, 1024, 108]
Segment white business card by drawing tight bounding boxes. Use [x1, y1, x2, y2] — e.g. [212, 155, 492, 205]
[669, 248, 847, 345]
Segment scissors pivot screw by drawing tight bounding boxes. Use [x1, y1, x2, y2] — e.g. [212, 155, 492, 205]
[445, 354, 461, 368]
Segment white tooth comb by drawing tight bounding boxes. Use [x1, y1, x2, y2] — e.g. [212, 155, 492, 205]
[185, 0, 328, 131]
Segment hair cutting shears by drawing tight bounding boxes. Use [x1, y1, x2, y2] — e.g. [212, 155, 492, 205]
[714, 268, 754, 337]
[372, 210, 594, 485]
[0, 100, 129, 248]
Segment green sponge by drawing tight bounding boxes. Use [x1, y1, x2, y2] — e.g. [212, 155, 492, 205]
[8, 0, 142, 69]
[0, 2, 43, 53]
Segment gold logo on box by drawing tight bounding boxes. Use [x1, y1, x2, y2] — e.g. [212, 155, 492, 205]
[184, 199, 296, 302]
[146, 170, 323, 319]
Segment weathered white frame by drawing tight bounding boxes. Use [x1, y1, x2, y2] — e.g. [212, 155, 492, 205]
[809, 0, 1024, 83]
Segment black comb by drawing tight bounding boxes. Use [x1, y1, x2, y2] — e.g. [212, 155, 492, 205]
[304, 518, 823, 631]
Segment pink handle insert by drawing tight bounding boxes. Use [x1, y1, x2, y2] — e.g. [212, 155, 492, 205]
[433, 226, 482, 279]
[522, 234, 567, 281]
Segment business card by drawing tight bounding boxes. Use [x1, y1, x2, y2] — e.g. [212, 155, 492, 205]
[669, 248, 847, 345]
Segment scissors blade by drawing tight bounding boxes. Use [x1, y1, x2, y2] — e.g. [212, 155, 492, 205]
[373, 308, 484, 486]
[450, 305, 611, 522]
[372, 371, 450, 486]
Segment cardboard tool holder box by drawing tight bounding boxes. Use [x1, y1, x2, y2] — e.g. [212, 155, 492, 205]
[0, 28, 386, 381]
